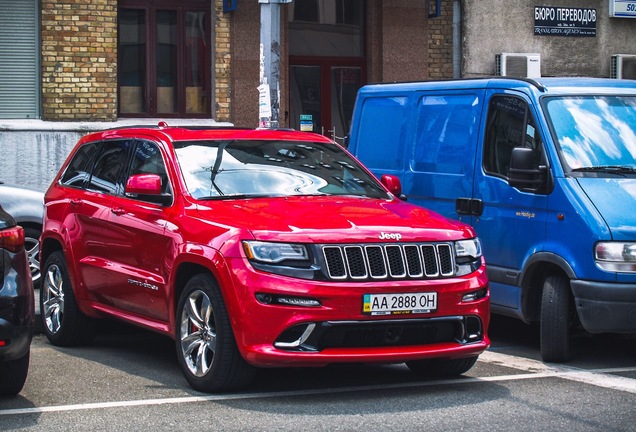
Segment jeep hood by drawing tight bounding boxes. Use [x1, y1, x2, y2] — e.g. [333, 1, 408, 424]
[196, 196, 473, 243]
[578, 178, 636, 240]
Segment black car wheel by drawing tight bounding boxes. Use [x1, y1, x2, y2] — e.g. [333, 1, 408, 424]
[176, 274, 256, 392]
[0, 351, 30, 396]
[540, 274, 573, 363]
[23, 226, 41, 290]
[40, 251, 95, 346]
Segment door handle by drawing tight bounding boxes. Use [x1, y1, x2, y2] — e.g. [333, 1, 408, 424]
[456, 198, 483, 216]
[70, 199, 83, 206]
[111, 207, 125, 216]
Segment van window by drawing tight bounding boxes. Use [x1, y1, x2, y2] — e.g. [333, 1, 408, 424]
[354, 96, 408, 170]
[484, 96, 544, 179]
[411, 94, 480, 174]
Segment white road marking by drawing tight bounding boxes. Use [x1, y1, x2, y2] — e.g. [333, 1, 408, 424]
[480, 350, 636, 394]
[2, 351, 636, 416]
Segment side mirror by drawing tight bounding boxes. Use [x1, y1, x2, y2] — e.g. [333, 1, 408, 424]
[125, 174, 171, 205]
[508, 147, 548, 191]
[381, 174, 407, 201]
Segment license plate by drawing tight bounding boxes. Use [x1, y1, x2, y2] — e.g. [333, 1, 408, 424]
[362, 292, 437, 316]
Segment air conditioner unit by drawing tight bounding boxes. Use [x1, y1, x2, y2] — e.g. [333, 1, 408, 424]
[610, 54, 636, 79]
[496, 53, 541, 78]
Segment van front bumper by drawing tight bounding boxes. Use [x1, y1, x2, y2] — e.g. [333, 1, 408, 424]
[571, 280, 636, 334]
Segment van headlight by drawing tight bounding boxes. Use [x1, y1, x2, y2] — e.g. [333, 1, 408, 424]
[455, 238, 483, 276]
[595, 242, 636, 272]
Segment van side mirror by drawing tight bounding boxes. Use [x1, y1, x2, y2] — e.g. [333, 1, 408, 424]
[381, 174, 407, 201]
[508, 147, 548, 192]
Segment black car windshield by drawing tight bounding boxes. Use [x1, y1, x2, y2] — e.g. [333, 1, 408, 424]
[544, 95, 636, 175]
[173, 140, 390, 200]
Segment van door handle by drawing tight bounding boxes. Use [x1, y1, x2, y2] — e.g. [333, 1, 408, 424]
[456, 198, 483, 216]
[111, 207, 125, 216]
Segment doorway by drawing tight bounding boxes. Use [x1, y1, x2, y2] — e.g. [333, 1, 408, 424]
[288, 0, 365, 143]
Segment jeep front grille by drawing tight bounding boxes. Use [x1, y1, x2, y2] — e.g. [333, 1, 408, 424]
[321, 243, 454, 281]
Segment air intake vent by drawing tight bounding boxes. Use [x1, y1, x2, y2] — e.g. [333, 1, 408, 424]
[321, 243, 455, 281]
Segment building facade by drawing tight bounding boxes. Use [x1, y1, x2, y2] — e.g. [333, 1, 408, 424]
[0, 0, 634, 190]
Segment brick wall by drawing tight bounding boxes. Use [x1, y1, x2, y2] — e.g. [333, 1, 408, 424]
[427, 0, 454, 79]
[41, 0, 117, 121]
[215, 0, 231, 123]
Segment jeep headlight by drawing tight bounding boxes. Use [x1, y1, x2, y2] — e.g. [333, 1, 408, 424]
[455, 238, 483, 276]
[243, 241, 309, 264]
[595, 242, 636, 272]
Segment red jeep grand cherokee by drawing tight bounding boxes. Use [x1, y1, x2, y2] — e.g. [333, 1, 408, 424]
[40, 124, 489, 392]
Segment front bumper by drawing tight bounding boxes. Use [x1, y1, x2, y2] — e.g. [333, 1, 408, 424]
[224, 258, 490, 368]
[571, 280, 636, 333]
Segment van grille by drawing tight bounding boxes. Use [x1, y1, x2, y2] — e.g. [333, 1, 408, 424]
[321, 243, 454, 281]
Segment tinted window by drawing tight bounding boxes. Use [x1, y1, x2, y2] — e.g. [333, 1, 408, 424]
[354, 96, 408, 171]
[60, 141, 101, 188]
[129, 140, 171, 195]
[483, 96, 545, 179]
[87, 140, 134, 195]
[174, 140, 390, 200]
[412, 94, 480, 174]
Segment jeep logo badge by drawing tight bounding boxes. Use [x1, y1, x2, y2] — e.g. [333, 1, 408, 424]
[379, 232, 402, 241]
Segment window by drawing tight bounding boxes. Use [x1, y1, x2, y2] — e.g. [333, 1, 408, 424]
[412, 94, 480, 174]
[88, 141, 135, 195]
[353, 97, 408, 171]
[118, 1, 210, 118]
[129, 141, 171, 195]
[61, 142, 102, 188]
[483, 96, 545, 179]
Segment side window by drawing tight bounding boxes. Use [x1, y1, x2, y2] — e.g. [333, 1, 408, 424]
[88, 140, 134, 195]
[354, 96, 408, 171]
[128, 140, 172, 196]
[412, 94, 480, 174]
[60, 141, 101, 188]
[483, 96, 545, 178]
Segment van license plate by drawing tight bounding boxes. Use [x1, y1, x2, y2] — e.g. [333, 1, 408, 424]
[363, 292, 437, 316]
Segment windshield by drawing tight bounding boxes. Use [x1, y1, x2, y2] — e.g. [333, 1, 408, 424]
[545, 95, 636, 174]
[173, 139, 390, 200]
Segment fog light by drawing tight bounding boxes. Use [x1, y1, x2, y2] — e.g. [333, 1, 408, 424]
[462, 288, 488, 302]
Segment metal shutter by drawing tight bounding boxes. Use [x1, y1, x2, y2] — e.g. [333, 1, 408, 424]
[0, 0, 39, 118]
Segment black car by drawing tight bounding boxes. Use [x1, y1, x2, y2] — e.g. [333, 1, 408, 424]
[0, 205, 34, 396]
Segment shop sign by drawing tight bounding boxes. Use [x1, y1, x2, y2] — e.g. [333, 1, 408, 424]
[534, 6, 597, 36]
[610, 0, 636, 18]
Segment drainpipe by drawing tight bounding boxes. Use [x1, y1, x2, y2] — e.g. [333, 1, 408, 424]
[259, 0, 292, 128]
[453, 0, 461, 78]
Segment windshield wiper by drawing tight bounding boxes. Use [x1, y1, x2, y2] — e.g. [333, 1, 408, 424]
[571, 165, 636, 175]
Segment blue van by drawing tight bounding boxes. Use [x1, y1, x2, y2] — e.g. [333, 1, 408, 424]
[347, 77, 636, 362]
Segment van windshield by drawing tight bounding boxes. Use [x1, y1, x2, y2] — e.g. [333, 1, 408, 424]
[173, 139, 390, 200]
[545, 95, 636, 175]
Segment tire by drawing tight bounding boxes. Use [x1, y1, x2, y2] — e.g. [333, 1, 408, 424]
[540, 274, 573, 363]
[40, 251, 96, 346]
[23, 226, 41, 290]
[175, 274, 256, 392]
[406, 356, 478, 378]
[0, 351, 30, 396]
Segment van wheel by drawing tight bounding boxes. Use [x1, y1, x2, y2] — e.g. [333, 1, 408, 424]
[0, 351, 30, 396]
[176, 274, 256, 392]
[540, 274, 573, 363]
[406, 356, 478, 378]
[40, 251, 96, 346]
